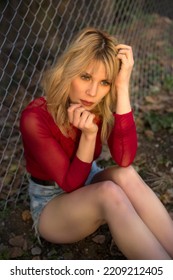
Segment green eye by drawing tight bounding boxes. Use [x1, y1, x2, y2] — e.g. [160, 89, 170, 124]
[101, 80, 111, 86]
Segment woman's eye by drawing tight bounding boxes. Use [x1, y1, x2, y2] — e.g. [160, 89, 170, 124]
[101, 80, 111, 86]
[80, 74, 91, 81]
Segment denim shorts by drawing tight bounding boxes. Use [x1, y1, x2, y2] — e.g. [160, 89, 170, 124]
[28, 161, 103, 239]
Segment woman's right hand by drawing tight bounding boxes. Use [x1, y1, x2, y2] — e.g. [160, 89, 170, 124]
[67, 104, 98, 137]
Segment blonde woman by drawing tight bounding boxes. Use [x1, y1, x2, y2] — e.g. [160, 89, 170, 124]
[20, 27, 173, 259]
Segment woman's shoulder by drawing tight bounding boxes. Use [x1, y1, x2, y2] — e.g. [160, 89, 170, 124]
[20, 96, 57, 136]
[20, 96, 54, 126]
[21, 96, 52, 118]
[22, 96, 47, 112]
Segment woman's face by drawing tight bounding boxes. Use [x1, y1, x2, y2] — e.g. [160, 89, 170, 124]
[69, 61, 111, 111]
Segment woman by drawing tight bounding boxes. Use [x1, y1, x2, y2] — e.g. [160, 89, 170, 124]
[20, 27, 173, 259]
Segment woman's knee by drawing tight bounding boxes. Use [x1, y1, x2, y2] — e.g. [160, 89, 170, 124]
[115, 165, 137, 185]
[96, 180, 129, 209]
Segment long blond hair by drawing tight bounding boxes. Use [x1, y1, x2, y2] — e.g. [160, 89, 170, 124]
[41, 27, 120, 142]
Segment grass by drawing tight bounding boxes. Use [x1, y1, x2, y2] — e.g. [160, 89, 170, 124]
[144, 111, 173, 133]
[0, 247, 10, 260]
[163, 75, 173, 92]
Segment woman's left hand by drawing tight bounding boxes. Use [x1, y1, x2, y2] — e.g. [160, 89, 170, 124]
[115, 44, 134, 89]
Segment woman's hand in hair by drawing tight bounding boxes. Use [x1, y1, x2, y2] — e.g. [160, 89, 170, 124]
[115, 44, 134, 90]
[67, 104, 98, 138]
[114, 44, 134, 114]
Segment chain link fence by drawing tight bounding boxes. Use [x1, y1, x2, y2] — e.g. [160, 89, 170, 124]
[0, 0, 173, 209]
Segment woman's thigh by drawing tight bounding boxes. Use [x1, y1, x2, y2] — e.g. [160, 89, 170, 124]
[38, 181, 108, 243]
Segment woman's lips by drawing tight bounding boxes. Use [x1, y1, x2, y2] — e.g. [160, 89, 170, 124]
[80, 99, 94, 106]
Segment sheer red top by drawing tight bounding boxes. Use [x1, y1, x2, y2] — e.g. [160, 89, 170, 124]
[20, 97, 137, 192]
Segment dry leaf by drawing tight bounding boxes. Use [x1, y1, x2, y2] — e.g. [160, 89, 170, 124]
[92, 234, 105, 244]
[144, 129, 154, 139]
[22, 210, 32, 222]
[145, 96, 157, 104]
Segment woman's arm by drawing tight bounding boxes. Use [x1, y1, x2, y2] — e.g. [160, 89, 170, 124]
[107, 45, 137, 166]
[108, 111, 137, 167]
[20, 108, 95, 192]
[115, 44, 134, 114]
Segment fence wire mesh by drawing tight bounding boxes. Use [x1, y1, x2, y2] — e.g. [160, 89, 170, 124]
[0, 0, 173, 209]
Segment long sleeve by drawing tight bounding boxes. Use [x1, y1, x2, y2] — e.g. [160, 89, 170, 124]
[20, 108, 92, 192]
[107, 111, 137, 167]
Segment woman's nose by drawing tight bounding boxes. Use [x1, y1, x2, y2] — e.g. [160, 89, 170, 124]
[86, 83, 97, 97]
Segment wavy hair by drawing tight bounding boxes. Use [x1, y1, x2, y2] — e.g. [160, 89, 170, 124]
[41, 27, 120, 142]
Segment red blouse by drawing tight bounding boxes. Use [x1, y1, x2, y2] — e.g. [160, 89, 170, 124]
[20, 97, 137, 192]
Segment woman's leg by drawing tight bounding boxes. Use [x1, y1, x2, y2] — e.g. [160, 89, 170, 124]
[92, 165, 173, 258]
[38, 180, 170, 259]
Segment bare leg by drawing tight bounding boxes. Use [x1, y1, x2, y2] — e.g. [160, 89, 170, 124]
[93, 165, 173, 258]
[38, 180, 170, 259]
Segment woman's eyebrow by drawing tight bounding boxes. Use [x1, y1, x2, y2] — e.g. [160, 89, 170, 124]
[81, 71, 92, 76]
[102, 78, 112, 83]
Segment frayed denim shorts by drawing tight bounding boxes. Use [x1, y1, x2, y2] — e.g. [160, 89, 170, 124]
[28, 161, 103, 239]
